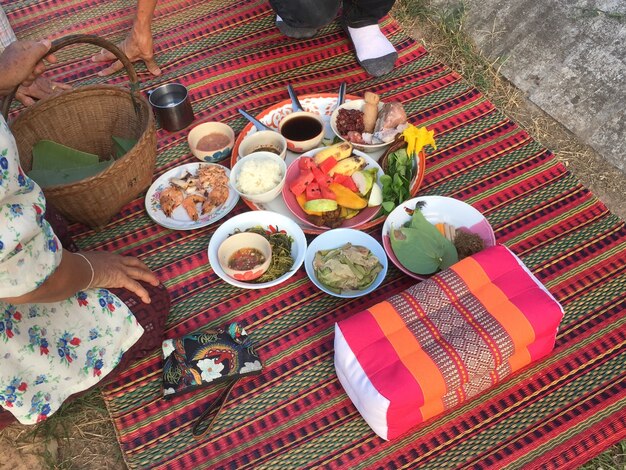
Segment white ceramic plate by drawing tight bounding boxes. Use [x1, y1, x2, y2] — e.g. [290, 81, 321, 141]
[207, 211, 307, 289]
[305, 228, 388, 298]
[145, 162, 239, 230]
[231, 94, 387, 233]
[382, 196, 497, 280]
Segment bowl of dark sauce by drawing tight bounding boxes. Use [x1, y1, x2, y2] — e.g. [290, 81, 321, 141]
[278, 111, 325, 153]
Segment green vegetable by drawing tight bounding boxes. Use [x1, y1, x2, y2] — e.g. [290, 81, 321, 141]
[368, 182, 383, 206]
[390, 203, 458, 274]
[381, 147, 413, 214]
[234, 226, 294, 283]
[351, 168, 378, 196]
[28, 160, 113, 188]
[313, 243, 382, 293]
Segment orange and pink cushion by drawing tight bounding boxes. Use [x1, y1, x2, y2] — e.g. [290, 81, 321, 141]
[334, 245, 564, 440]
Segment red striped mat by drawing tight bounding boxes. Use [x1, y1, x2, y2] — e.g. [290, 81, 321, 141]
[4, 0, 625, 468]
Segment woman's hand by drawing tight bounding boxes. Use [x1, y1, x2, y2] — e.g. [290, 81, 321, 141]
[15, 76, 71, 106]
[0, 40, 58, 95]
[81, 252, 160, 304]
[2, 249, 161, 305]
[91, 26, 161, 77]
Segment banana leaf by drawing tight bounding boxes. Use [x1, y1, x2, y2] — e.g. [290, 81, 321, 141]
[28, 160, 113, 188]
[112, 136, 137, 159]
[390, 207, 458, 275]
[32, 140, 99, 171]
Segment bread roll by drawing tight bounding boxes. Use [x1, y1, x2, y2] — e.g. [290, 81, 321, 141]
[362, 91, 379, 133]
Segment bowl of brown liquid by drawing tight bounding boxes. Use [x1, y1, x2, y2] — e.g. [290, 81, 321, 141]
[217, 232, 272, 281]
[278, 111, 325, 153]
[238, 130, 287, 159]
[188, 122, 235, 162]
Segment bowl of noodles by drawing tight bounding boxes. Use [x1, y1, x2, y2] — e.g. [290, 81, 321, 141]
[208, 210, 307, 289]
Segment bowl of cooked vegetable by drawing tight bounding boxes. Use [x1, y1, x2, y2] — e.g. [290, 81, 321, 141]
[208, 210, 307, 289]
[305, 228, 388, 298]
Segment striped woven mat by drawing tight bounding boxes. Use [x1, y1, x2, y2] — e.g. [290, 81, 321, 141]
[5, 0, 625, 468]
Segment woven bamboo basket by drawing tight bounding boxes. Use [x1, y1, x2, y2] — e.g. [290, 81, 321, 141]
[1, 35, 156, 229]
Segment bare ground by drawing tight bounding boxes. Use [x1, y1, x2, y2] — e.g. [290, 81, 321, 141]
[1, 9, 624, 470]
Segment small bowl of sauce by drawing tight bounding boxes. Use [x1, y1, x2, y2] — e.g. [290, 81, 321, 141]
[188, 122, 235, 162]
[278, 111, 325, 153]
[238, 130, 288, 160]
[217, 232, 272, 281]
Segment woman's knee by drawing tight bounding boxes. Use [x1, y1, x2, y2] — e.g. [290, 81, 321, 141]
[269, 0, 340, 29]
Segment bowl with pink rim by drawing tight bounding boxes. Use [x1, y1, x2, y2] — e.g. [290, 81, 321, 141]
[281, 147, 384, 229]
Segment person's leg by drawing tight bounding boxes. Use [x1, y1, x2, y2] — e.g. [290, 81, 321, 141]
[45, 204, 79, 252]
[99, 283, 170, 386]
[269, 0, 340, 39]
[342, 0, 397, 76]
[0, 283, 170, 430]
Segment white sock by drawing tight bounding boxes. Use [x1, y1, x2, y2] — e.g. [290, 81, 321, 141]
[347, 25, 396, 61]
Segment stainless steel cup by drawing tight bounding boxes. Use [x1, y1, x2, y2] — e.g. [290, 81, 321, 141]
[148, 83, 194, 132]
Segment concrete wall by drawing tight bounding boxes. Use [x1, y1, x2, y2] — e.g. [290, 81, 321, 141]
[432, 0, 626, 172]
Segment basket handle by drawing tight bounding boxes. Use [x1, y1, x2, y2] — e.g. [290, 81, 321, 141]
[1, 34, 141, 119]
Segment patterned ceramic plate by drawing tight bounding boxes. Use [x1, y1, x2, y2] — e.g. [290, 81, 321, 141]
[145, 162, 239, 230]
[231, 93, 388, 235]
[382, 196, 497, 280]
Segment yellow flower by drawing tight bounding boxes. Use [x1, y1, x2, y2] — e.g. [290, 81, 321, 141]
[402, 124, 436, 157]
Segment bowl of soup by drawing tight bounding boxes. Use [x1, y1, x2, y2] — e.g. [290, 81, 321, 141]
[188, 122, 235, 162]
[217, 232, 272, 281]
[278, 111, 325, 153]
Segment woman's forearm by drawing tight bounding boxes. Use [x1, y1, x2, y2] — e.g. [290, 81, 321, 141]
[1, 249, 93, 304]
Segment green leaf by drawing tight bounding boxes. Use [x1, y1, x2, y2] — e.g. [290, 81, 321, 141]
[382, 201, 395, 213]
[32, 140, 99, 171]
[112, 136, 137, 159]
[28, 160, 113, 187]
[389, 204, 459, 274]
[390, 226, 441, 274]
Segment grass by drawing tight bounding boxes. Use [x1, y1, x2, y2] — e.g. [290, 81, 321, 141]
[0, 388, 125, 469]
[393, 0, 626, 223]
[579, 440, 626, 470]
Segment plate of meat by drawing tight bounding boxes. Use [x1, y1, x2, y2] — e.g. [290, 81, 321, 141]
[145, 162, 239, 230]
[330, 92, 409, 154]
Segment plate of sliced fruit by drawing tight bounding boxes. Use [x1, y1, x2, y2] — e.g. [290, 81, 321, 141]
[282, 143, 383, 229]
[145, 162, 239, 230]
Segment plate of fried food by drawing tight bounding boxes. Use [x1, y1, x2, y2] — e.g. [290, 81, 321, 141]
[145, 162, 239, 230]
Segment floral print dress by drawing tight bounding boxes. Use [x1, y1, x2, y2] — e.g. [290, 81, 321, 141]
[0, 116, 144, 424]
